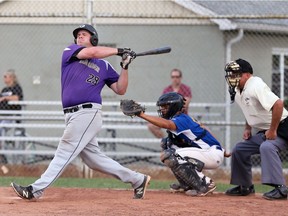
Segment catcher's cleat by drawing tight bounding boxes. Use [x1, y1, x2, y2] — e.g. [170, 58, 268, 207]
[133, 175, 151, 199]
[196, 180, 217, 197]
[184, 180, 216, 197]
[185, 189, 198, 196]
[170, 182, 191, 193]
[11, 182, 34, 200]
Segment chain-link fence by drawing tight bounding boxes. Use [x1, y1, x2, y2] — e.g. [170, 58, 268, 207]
[0, 0, 288, 180]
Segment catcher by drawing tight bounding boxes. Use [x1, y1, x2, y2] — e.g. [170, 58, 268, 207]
[121, 92, 230, 196]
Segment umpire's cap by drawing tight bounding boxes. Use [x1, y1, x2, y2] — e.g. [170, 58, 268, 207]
[225, 58, 253, 74]
[73, 24, 98, 46]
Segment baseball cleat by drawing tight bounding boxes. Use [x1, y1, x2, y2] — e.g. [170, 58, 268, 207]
[188, 180, 216, 197]
[185, 180, 217, 197]
[11, 182, 34, 200]
[185, 189, 198, 196]
[170, 182, 192, 193]
[170, 182, 185, 193]
[133, 175, 151, 199]
[197, 180, 217, 196]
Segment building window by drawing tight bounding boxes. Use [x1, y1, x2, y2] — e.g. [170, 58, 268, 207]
[271, 49, 288, 101]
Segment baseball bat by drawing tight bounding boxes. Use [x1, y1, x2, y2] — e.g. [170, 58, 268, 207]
[136, 46, 171, 57]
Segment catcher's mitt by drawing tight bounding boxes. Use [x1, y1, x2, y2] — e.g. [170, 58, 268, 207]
[120, 99, 145, 117]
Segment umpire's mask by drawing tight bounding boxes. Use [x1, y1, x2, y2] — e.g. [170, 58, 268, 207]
[224, 59, 253, 103]
[224, 61, 242, 103]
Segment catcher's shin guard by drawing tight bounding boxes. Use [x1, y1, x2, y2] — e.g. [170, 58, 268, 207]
[160, 149, 205, 191]
[172, 172, 193, 191]
[171, 162, 203, 191]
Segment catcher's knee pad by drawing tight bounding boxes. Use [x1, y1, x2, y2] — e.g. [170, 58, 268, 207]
[160, 148, 178, 168]
[183, 157, 205, 172]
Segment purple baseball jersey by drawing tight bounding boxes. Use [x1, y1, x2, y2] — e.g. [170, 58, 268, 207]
[61, 44, 119, 108]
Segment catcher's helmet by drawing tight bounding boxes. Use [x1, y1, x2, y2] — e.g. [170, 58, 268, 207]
[156, 92, 185, 119]
[73, 24, 98, 46]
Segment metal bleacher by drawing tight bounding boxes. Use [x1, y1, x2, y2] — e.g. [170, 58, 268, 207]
[0, 101, 227, 168]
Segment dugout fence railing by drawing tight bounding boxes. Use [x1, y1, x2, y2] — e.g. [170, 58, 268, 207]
[3, 101, 288, 177]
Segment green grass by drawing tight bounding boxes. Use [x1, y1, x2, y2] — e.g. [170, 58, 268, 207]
[0, 176, 273, 193]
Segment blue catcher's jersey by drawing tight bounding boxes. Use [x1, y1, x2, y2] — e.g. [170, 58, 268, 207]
[169, 113, 221, 149]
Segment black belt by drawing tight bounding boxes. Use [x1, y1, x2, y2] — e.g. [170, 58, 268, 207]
[216, 145, 222, 151]
[279, 116, 288, 125]
[63, 103, 93, 114]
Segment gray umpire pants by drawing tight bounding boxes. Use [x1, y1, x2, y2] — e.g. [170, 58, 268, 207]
[230, 132, 288, 187]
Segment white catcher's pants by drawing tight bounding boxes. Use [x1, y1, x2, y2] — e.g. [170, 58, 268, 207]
[174, 145, 224, 169]
[174, 145, 224, 182]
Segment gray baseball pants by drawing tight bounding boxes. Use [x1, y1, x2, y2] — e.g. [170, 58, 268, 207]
[28, 104, 144, 198]
[230, 132, 288, 187]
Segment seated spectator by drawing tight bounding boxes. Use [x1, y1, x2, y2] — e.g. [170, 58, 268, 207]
[148, 68, 192, 138]
[0, 69, 23, 170]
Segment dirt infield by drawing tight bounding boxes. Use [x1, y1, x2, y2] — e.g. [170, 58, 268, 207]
[0, 187, 287, 216]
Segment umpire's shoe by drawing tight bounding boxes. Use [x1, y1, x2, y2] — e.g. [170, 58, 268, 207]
[263, 185, 288, 200]
[11, 182, 34, 200]
[133, 175, 151, 199]
[225, 185, 255, 196]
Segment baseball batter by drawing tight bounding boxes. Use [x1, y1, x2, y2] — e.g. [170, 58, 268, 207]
[122, 92, 225, 196]
[11, 24, 150, 200]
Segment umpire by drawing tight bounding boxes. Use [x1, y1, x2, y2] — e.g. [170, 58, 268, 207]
[224, 58, 288, 200]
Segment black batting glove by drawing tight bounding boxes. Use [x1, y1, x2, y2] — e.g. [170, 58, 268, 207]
[117, 47, 131, 56]
[120, 51, 136, 69]
[129, 50, 136, 59]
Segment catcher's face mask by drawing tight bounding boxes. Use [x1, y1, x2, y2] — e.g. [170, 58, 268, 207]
[224, 61, 242, 103]
[158, 105, 169, 119]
